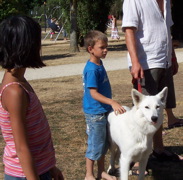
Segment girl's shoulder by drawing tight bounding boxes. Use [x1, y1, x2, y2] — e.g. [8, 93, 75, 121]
[0, 82, 30, 111]
[0, 82, 31, 102]
[0, 82, 28, 94]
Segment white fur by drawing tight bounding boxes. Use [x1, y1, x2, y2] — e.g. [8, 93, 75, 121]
[107, 87, 168, 180]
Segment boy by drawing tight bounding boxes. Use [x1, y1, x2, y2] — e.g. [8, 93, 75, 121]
[83, 30, 125, 180]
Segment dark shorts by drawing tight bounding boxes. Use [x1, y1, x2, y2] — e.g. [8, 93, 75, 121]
[133, 67, 176, 109]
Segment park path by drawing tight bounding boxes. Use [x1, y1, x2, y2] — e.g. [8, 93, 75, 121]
[0, 50, 183, 81]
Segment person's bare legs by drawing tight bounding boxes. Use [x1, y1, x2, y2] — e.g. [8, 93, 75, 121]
[85, 158, 95, 180]
[166, 108, 183, 126]
[132, 162, 148, 175]
[97, 155, 105, 179]
[97, 155, 117, 180]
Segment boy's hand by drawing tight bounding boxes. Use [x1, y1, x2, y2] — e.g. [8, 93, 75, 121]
[111, 100, 126, 115]
[89, 88, 126, 115]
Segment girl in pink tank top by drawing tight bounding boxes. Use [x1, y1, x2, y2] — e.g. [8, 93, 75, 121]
[0, 15, 64, 180]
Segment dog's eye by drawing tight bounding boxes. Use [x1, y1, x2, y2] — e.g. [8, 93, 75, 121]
[145, 106, 149, 109]
[156, 106, 160, 109]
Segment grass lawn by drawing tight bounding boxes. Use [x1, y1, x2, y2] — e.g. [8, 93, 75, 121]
[0, 27, 183, 180]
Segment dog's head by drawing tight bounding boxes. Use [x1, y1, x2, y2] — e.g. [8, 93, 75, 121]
[131, 87, 168, 130]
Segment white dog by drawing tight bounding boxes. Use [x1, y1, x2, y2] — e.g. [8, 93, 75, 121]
[107, 87, 168, 180]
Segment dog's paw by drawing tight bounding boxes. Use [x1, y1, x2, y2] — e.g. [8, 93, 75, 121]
[108, 168, 120, 177]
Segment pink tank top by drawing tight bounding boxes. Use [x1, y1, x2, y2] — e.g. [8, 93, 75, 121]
[0, 82, 56, 177]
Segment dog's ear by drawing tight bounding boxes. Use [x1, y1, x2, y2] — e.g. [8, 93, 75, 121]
[157, 87, 168, 105]
[131, 89, 144, 107]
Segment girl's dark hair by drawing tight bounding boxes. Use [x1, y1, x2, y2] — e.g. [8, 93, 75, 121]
[84, 30, 108, 52]
[0, 15, 45, 69]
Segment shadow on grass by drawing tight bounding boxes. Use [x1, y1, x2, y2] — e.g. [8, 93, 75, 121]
[147, 146, 183, 180]
[148, 160, 183, 180]
[107, 146, 183, 180]
[42, 53, 74, 61]
[42, 39, 70, 46]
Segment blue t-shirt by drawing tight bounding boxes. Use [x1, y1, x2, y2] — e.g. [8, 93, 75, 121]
[83, 60, 112, 114]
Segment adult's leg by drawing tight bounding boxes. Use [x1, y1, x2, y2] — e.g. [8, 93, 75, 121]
[165, 66, 183, 129]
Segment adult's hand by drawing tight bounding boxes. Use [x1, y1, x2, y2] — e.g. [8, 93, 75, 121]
[172, 57, 179, 75]
[131, 61, 144, 79]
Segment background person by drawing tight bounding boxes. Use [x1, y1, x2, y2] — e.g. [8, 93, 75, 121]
[111, 15, 120, 40]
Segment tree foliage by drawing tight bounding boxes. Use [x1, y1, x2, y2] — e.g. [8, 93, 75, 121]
[110, 0, 123, 19]
[0, 0, 118, 51]
[45, 0, 115, 49]
[77, 0, 115, 45]
[45, 0, 69, 18]
[0, 0, 43, 22]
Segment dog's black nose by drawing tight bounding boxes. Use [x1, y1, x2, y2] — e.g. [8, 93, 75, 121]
[151, 116, 158, 123]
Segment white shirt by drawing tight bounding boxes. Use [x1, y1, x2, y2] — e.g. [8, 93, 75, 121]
[122, 0, 173, 70]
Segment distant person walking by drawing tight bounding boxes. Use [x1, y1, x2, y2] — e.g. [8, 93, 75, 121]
[111, 15, 120, 40]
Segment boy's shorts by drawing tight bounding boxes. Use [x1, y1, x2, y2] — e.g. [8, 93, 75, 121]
[133, 67, 176, 108]
[85, 113, 109, 161]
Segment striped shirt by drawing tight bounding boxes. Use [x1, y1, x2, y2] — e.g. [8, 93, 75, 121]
[0, 82, 56, 177]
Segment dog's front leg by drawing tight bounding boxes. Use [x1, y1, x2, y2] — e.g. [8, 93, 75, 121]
[120, 156, 131, 180]
[138, 156, 149, 180]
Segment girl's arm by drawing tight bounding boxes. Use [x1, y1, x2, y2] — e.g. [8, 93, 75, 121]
[50, 166, 64, 180]
[90, 88, 126, 114]
[2, 85, 40, 180]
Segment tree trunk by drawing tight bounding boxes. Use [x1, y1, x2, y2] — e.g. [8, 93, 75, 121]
[70, 0, 79, 52]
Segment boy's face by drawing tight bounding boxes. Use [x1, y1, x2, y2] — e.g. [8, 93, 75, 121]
[88, 40, 108, 60]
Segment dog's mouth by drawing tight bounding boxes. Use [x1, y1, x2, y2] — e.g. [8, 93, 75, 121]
[151, 116, 158, 124]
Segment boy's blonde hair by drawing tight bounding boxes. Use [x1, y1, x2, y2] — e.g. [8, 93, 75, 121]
[84, 30, 108, 52]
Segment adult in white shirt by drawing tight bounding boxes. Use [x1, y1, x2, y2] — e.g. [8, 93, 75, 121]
[122, 0, 182, 165]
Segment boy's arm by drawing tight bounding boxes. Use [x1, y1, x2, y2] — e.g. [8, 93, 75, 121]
[90, 88, 126, 114]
